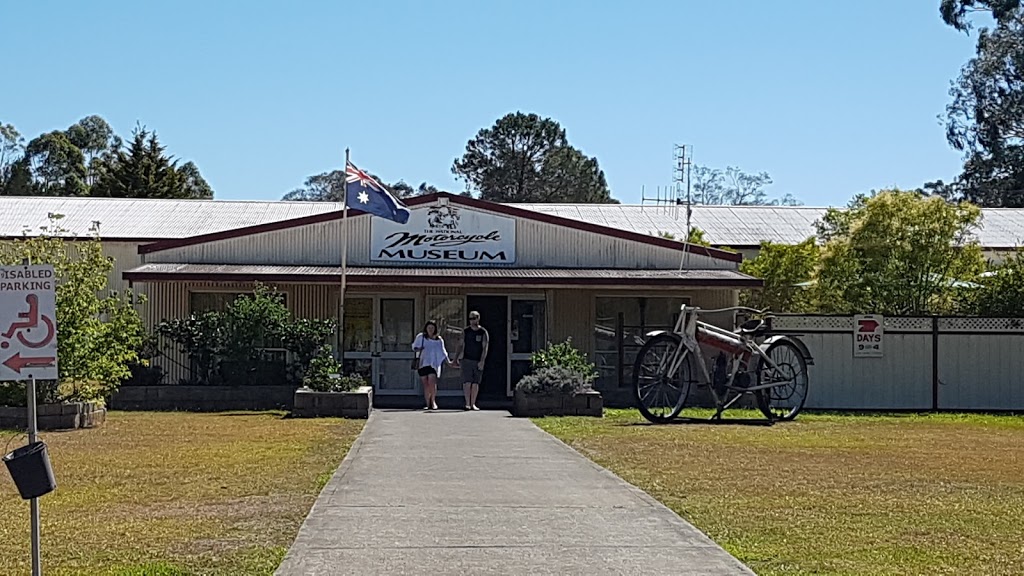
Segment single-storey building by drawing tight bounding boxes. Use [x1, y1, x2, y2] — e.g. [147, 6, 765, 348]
[6, 194, 1023, 407]
[0, 193, 759, 406]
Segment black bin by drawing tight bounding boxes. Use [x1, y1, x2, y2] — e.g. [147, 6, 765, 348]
[3, 441, 57, 500]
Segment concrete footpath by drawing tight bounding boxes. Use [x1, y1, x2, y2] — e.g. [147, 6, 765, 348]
[275, 409, 754, 576]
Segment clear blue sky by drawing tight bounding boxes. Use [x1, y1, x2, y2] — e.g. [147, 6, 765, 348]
[1, 0, 978, 207]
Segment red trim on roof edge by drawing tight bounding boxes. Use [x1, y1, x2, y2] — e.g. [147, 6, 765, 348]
[122, 270, 763, 288]
[136, 208, 362, 254]
[449, 194, 743, 262]
[136, 193, 742, 263]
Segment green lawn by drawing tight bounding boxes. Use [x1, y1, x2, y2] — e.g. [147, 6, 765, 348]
[0, 411, 363, 576]
[535, 409, 1024, 576]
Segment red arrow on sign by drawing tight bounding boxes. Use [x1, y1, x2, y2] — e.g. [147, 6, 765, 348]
[2, 352, 56, 374]
[857, 319, 880, 332]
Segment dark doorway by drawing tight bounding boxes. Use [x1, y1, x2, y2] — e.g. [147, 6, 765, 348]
[466, 295, 508, 401]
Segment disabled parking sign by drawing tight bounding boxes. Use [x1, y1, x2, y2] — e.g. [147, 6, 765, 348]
[0, 265, 59, 381]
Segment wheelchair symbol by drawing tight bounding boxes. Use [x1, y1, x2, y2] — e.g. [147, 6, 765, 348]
[1, 294, 56, 350]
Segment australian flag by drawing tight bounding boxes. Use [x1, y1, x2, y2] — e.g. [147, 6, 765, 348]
[345, 161, 411, 224]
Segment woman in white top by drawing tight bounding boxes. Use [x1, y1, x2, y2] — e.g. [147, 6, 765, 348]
[412, 320, 453, 410]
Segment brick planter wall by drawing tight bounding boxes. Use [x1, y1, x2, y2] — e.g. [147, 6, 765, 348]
[512, 389, 603, 417]
[0, 402, 106, 431]
[109, 386, 297, 412]
[292, 386, 373, 419]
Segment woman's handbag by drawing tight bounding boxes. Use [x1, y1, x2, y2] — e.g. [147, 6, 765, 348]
[411, 333, 423, 371]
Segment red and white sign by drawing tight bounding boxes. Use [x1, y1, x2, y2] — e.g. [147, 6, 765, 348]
[0, 265, 58, 381]
[853, 314, 883, 358]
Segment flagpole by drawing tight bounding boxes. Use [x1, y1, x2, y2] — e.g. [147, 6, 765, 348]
[339, 147, 350, 366]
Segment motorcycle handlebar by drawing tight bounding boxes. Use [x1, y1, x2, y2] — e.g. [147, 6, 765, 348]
[682, 305, 771, 316]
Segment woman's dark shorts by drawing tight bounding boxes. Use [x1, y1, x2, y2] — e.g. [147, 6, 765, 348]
[417, 366, 437, 378]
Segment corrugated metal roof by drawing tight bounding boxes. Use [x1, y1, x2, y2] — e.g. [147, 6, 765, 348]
[511, 204, 825, 246]
[0, 196, 344, 239]
[124, 263, 760, 286]
[511, 203, 1024, 248]
[3, 195, 1024, 249]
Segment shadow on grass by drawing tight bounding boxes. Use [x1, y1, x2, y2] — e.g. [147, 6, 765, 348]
[622, 416, 774, 428]
[199, 410, 290, 418]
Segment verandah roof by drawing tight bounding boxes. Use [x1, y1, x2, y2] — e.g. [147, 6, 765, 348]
[123, 263, 763, 288]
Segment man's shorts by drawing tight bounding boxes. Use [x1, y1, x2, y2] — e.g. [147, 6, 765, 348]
[461, 361, 483, 384]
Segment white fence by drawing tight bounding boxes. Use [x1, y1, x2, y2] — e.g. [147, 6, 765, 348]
[770, 315, 1024, 411]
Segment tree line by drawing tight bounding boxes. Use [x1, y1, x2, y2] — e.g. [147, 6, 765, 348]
[734, 1, 1024, 317]
[283, 111, 798, 205]
[926, 0, 1024, 206]
[0, 116, 213, 199]
[283, 112, 621, 204]
[739, 188, 1024, 317]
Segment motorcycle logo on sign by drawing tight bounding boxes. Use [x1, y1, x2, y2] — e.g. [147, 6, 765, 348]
[0, 265, 59, 381]
[427, 205, 460, 231]
[853, 314, 883, 358]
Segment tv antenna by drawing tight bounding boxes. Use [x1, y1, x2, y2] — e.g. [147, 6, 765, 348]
[641, 144, 695, 270]
[640, 144, 693, 231]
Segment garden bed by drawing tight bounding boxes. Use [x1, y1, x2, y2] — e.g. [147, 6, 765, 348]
[0, 401, 106, 431]
[513, 388, 603, 417]
[109, 385, 296, 412]
[292, 385, 373, 419]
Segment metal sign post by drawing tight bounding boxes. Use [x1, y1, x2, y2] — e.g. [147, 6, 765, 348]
[1, 263, 60, 576]
[28, 375, 40, 576]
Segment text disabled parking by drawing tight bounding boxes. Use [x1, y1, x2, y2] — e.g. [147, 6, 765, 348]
[0, 265, 59, 381]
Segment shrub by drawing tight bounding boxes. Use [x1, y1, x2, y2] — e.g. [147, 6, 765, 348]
[304, 347, 364, 393]
[156, 283, 338, 386]
[156, 312, 225, 385]
[281, 318, 338, 383]
[530, 337, 598, 382]
[303, 345, 343, 391]
[515, 366, 594, 396]
[0, 216, 146, 406]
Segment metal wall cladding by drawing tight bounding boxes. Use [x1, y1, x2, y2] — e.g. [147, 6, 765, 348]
[543, 288, 737, 356]
[146, 281, 188, 384]
[104, 242, 145, 296]
[148, 219, 371, 266]
[797, 332, 934, 410]
[935, 319, 1024, 409]
[549, 289, 594, 354]
[690, 288, 739, 311]
[44, 241, 142, 298]
[513, 218, 736, 270]
[774, 315, 1024, 411]
[147, 209, 740, 271]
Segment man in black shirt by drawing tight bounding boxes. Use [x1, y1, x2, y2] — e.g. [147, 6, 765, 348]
[457, 310, 489, 411]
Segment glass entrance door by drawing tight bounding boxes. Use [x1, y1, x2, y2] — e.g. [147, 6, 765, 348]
[341, 297, 374, 385]
[510, 299, 547, 395]
[377, 297, 417, 395]
[426, 295, 465, 396]
[341, 296, 417, 395]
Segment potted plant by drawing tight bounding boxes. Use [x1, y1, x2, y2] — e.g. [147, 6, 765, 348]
[292, 346, 373, 418]
[513, 338, 603, 417]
